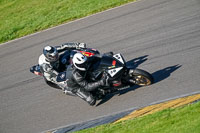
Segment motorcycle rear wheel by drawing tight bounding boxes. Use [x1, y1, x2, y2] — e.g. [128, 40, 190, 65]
[129, 69, 154, 86]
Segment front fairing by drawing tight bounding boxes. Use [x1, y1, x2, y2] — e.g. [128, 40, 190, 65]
[99, 55, 125, 69]
[89, 55, 125, 80]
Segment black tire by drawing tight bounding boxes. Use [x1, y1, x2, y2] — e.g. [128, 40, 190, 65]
[44, 78, 62, 90]
[129, 69, 154, 86]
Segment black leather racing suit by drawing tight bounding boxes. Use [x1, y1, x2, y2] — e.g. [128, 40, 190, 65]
[65, 57, 106, 106]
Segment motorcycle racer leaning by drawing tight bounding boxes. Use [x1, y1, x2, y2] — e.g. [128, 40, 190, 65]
[38, 42, 86, 89]
[39, 43, 110, 106]
[63, 53, 110, 106]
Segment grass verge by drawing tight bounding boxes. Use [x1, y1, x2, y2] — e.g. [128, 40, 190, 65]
[0, 0, 136, 44]
[75, 101, 200, 133]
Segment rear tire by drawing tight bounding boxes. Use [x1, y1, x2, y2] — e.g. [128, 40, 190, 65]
[129, 69, 154, 86]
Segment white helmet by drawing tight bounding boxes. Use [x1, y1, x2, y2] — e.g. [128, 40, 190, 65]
[72, 53, 88, 71]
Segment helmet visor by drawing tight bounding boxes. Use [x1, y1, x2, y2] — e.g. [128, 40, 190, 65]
[47, 50, 59, 62]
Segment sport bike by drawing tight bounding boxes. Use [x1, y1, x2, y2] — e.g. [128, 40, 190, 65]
[30, 48, 154, 99]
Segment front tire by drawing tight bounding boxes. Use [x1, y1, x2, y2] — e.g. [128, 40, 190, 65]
[44, 78, 62, 89]
[129, 69, 154, 86]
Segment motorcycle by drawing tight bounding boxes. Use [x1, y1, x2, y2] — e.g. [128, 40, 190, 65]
[30, 48, 154, 99]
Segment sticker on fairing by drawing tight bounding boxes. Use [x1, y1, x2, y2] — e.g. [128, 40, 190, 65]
[107, 67, 123, 77]
[113, 54, 124, 64]
[80, 51, 94, 57]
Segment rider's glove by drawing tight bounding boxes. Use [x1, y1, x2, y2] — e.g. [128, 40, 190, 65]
[77, 42, 86, 49]
[59, 42, 86, 49]
[100, 72, 110, 87]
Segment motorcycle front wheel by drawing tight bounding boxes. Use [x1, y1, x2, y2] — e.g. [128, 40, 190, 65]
[129, 69, 154, 86]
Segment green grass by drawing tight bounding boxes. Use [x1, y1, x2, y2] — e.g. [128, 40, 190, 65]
[75, 101, 200, 133]
[0, 0, 136, 44]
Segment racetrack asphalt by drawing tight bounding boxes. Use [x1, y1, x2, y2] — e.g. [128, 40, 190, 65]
[0, 0, 200, 132]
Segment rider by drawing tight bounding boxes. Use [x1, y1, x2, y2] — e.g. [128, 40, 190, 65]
[38, 42, 86, 88]
[64, 52, 110, 106]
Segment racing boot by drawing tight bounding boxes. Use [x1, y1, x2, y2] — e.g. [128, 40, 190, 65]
[75, 88, 96, 106]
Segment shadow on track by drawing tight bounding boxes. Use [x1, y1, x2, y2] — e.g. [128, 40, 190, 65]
[126, 55, 148, 69]
[96, 64, 182, 106]
[152, 64, 182, 84]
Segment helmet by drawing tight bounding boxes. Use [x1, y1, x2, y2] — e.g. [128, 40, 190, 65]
[72, 53, 88, 71]
[43, 46, 59, 62]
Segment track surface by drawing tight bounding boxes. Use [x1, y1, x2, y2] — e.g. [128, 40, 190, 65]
[1, 0, 200, 132]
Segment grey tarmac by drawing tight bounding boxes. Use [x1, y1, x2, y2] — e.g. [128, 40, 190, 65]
[0, 0, 200, 132]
